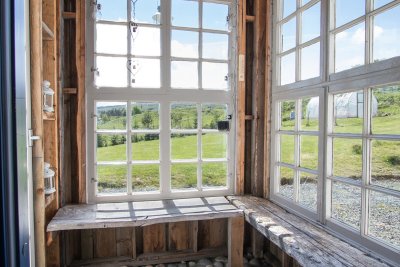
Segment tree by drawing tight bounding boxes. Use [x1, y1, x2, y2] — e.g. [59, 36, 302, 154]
[171, 112, 183, 128]
[142, 111, 153, 129]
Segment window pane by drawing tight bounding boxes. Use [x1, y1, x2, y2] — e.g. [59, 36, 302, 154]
[371, 140, 400, 191]
[171, 133, 198, 160]
[129, 58, 160, 88]
[131, 27, 160, 56]
[301, 2, 320, 43]
[281, 17, 296, 52]
[283, 0, 296, 18]
[301, 97, 319, 131]
[299, 172, 317, 211]
[335, 0, 365, 27]
[132, 164, 159, 192]
[132, 134, 160, 161]
[281, 52, 296, 85]
[279, 166, 294, 200]
[202, 2, 229, 31]
[369, 191, 400, 248]
[97, 134, 127, 162]
[280, 100, 295, 130]
[96, 102, 127, 130]
[131, 0, 161, 24]
[333, 91, 364, 134]
[171, 163, 198, 190]
[203, 162, 227, 188]
[171, 61, 198, 88]
[373, 5, 400, 62]
[202, 62, 229, 90]
[301, 0, 312, 6]
[331, 182, 361, 229]
[300, 135, 318, 170]
[96, 56, 127, 87]
[372, 85, 400, 135]
[203, 33, 228, 60]
[97, 0, 127, 21]
[334, 23, 365, 72]
[280, 134, 295, 165]
[202, 133, 227, 159]
[97, 165, 127, 194]
[374, 0, 394, 9]
[202, 104, 228, 130]
[171, 30, 199, 58]
[333, 138, 363, 180]
[132, 102, 160, 130]
[171, 103, 197, 129]
[172, 0, 198, 28]
[96, 24, 127, 54]
[301, 42, 320, 80]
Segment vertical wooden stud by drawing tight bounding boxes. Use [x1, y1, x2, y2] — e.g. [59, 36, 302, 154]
[228, 216, 244, 267]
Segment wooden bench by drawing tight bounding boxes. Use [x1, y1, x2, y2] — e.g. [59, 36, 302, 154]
[48, 197, 244, 266]
[228, 196, 394, 267]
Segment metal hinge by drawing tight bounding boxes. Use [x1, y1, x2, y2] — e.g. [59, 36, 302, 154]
[28, 129, 40, 147]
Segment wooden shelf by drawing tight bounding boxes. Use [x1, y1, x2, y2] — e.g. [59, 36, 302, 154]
[246, 15, 255, 22]
[42, 21, 54, 41]
[63, 87, 77, 94]
[43, 112, 56, 121]
[62, 11, 76, 19]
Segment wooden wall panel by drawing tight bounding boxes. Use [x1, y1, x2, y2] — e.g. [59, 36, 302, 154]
[168, 221, 197, 251]
[93, 229, 117, 258]
[143, 224, 167, 253]
[116, 228, 136, 258]
[198, 219, 227, 249]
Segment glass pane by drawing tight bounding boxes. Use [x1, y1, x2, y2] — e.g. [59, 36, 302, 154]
[281, 17, 296, 52]
[373, 5, 400, 62]
[172, 0, 198, 28]
[171, 30, 199, 58]
[301, 97, 319, 131]
[369, 191, 400, 248]
[171, 61, 198, 88]
[333, 91, 364, 133]
[131, 27, 160, 56]
[372, 85, 400, 135]
[331, 182, 361, 229]
[301, 2, 320, 43]
[129, 58, 160, 88]
[171, 163, 198, 190]
[96, 56, 127, 87]
[300, 135, 318, 170]
[301, 42, 320, 80]
[96, 102, 127, 130]
[202, 103, 228, 129]
[371, 140, 400, 191]
[171, 133, 198, 160]
[131, 0, 161, 24]
[302, 0, 312, 6]
[202, 2, 229, 31]
[280, 134, 295, 165]
[131, 102, 160, 130]
[132, 134, 159, 161]
[333, 138, 363, 180]
[280, 100, 295, 130]
[281, 52, 295, 85]
[202, 62, 229, 90]
[335, 23, 365, 72]
[97, 0, 127, 21]
[171, 103, 197, 129]
[203, 162, 227, 188]
[279, 166, 294, 200]
[283, 0, 296, 18]
[96, 24, 127, 54]
[203, 33, 228, 60]
[97, 134, 127, 162]
[202, 133, 227, 159]
[335, 0, 365, 27]
[374, 0, 394, 9]
[132, 164, 159, 192]
[97, 165, 127, 194]
[299, 172, 317, 211]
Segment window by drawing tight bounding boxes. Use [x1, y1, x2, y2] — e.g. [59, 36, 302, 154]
[87, 0, 236, 202]
[272, 0, 400, 263]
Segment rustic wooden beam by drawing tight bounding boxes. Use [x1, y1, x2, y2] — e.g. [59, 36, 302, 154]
[228, 216, 244, 267]
[63, 87, 77, 94]
[62, 11, 76, 19]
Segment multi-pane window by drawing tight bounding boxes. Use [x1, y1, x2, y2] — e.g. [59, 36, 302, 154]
[87, 0, 235, 202]
[272, 0, 400, 263]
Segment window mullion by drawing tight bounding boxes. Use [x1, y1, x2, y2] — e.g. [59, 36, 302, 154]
[127, 101, 133, 194]
[365, 0, 372, 65]
[199, 0, 203, 90]
[127, 0, 132, 87]
[294, 99, 301, 202]
[197, 104, 203, 191]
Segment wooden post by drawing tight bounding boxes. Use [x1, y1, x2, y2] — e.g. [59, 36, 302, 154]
[228, 216, 244, 267]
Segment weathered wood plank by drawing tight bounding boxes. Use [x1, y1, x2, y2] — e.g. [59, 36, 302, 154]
[168, 221, 193, 251]
[228, 216, 244, 267]
[81, 229, 93, 260]
[94, 228, 116, 258]
[228, 196, 392, 267]
[198, 218, 228, 249]
[116, 227, 135, 258]
[143, 224, 166, 253]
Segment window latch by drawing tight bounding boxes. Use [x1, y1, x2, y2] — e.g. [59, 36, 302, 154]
[91, 178, 98, 183]
[91, 67, 99, 76]
[28, 129, 40, 147]
[90, 113, 97, 119]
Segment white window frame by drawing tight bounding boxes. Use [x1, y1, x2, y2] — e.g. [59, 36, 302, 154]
[271, 0, 400, 264]
[85, 0, 238, 203]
